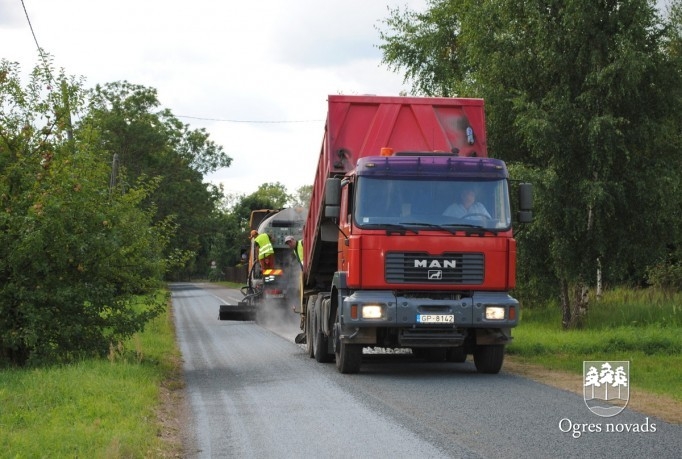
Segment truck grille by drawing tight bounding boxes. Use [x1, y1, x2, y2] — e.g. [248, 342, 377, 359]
[385, 252, 484, 284]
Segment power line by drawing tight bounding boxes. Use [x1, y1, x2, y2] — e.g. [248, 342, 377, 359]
[20, 0, 51, 79]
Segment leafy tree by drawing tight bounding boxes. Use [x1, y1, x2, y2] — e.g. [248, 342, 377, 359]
[79, 82, 232, 279]
[379, 0, 682, 327]
[0, 60, 170, 365]
[290, 184, 312, 208]
[228, 182, 291, 229]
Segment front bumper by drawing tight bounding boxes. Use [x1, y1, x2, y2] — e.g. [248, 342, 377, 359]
[338, 290, 518, 346]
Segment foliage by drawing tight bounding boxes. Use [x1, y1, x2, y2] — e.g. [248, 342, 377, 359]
[79, 81, 232, 280]
[290, 184, 312, 208]
[378, 0, 682, 328]
[646, 261, 682, 292]
[229, 182, 291, 229]
[0, 60, 170, 365]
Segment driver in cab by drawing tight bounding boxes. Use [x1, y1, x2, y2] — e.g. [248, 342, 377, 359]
[443, 186, 491, 219]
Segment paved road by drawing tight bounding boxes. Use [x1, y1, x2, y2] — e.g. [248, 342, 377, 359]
[172, 283, 681, 458]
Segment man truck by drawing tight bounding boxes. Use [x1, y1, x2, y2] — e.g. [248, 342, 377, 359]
[297, 95, 532, 374]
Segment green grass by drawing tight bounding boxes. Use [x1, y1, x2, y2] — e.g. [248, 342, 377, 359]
[0, 295, 180, 458]
[509, 288, 682, 401]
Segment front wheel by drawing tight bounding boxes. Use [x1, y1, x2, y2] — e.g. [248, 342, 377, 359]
[473, 344, 505, 374]
[333, 323, 362, 374]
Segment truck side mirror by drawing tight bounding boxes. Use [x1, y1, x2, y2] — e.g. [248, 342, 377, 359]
[324, 177, 341, 219]
[517, 182, 533, 223]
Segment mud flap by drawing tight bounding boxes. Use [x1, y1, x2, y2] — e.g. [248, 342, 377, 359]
[218, 301, 257, 321]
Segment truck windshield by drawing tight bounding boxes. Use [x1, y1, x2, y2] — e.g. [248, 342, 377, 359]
[353, 176, 511, 231]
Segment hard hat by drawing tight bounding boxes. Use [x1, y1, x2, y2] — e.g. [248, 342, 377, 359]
[284, 235, 295, 243]
[249, 230, 258, 239]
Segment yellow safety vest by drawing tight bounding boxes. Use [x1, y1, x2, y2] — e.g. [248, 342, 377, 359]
[295, 240, 304, 266]
[254, 233, 274, 259]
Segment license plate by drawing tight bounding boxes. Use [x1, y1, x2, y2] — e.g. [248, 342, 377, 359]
[417, 314, 454, 324]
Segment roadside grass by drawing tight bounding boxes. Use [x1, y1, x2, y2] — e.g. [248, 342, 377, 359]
[508, 288, 682, 401]
[0, 292, 180, 458]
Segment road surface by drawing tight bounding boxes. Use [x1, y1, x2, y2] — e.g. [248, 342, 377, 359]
[171, 282, 681, 458]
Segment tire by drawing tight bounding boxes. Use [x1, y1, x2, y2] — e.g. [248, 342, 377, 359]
[306, 311, 315, 358]
[335, 341, 362, 374]
[334, 323, 362, 374]
[313, 296, 333, 363]
[473, 344, 505, 374]
[314, 330, 333, 363]
[446, 346, 467, 363]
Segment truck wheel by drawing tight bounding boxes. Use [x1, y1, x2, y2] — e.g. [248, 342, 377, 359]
[446, 347, 467, 363]
[333, 323, 362, 373]
[473, 344, 505, 374]
[306, 312, 315, 358]
[335, 341, 362, 374]
[314, 330, 333, 363]
[305, 295, 317, 358]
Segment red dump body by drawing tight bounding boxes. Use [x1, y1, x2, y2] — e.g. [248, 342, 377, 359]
[303, 95, 488, 280]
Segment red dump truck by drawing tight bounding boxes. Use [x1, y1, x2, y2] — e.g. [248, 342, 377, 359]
[296, 95, 533, 374]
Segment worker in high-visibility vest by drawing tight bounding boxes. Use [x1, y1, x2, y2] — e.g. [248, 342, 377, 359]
[284, 235, 304, 269]
[250, 230, 275, 270]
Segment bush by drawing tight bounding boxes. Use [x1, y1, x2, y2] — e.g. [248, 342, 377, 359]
[0, 61, 170, 366]
[646, 262, 682, 292]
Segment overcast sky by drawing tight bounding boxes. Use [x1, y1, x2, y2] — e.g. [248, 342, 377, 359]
[3, 1, 671, 198]
[1, 0, 427, 197]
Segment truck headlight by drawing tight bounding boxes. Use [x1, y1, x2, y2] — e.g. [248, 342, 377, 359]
[362, 305, 383, 319]
[485, 306, 505, 320]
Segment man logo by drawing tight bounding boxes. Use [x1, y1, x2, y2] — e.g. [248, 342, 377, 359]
[583, 361, 630, 417]
[414, 259, 457, 268]
[428, 270, 442, 280]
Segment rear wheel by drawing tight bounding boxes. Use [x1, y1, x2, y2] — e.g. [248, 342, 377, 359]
[313, 297, 333, 363]
[473, 344, 505, 374]
[305, 295, 317, 358]
[306, 312, 315, 358]
[314, 329, 333, 363]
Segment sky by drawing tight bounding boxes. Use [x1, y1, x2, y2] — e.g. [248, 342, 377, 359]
[1, 0, 428, 198]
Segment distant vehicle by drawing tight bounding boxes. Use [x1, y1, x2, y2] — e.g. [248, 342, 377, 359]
[219, 207, 307, 321]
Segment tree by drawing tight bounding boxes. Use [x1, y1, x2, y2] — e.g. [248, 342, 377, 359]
[0, 60, 171, 365]
[79, 81, 233, 280]
[290, 184, 312, 208]
[379, 0, 682, 327]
